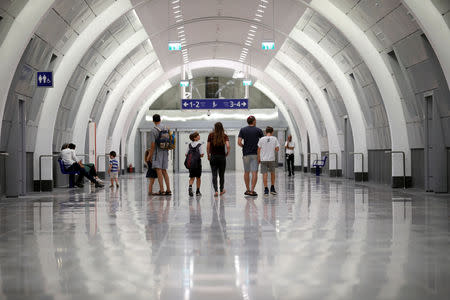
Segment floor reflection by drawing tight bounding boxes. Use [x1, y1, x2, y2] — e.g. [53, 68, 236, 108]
[0, 171, 449, 299]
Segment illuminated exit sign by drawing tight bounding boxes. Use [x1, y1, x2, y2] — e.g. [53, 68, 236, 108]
[262, 40, 275, 50]
[168, 41, 182, 51]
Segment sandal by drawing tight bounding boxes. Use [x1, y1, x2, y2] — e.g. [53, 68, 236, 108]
[152, 191, 165, 196]
[164, 190, 172, 196]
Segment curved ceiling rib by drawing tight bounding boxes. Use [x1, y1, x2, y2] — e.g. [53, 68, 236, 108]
[0, 0, 54, 136]
[289, 28, 368, 168]
[111, 60, 321, 168]
[310, 0, 411, 176]
[33, 0, 133, 181]
[123, 70, 307, 168]
[403, 0, 450, 87]
[275, 52, 342, 168]
[72, 28, 149, 148]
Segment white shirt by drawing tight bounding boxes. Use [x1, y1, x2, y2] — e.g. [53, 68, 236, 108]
[258, 136, 280, 162]
[61, 148, 77, 167]
[185, 141, 204, 155]
[285, 140, 295, 155]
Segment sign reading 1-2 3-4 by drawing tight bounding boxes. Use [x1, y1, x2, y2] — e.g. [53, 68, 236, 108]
[181, 99, 248, 110]
[37, 71, 53, 87]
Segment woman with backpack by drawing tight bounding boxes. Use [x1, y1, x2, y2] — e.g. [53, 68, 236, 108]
[207, 122, 230, 197]
[185, 132, 204, 196]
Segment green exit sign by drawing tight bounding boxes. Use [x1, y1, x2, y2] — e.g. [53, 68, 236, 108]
[168, 41, 182, 51]
[262, 41, 275, 50]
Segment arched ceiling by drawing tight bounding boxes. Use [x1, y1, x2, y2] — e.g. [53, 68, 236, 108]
[133, 0, 307, 71]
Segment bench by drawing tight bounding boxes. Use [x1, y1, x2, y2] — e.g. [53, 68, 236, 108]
[312, 156, 328, 176]
[58, 158, 79, 188]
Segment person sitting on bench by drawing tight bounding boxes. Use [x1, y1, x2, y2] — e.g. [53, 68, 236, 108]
[61, 144, 103, 188]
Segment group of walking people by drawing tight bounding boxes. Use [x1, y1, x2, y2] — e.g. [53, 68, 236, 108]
[145, 114, 295, 197]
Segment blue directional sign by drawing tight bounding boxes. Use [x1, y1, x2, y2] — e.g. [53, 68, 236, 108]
[181, 99, 248, 110]
[37, 71, 53, 87]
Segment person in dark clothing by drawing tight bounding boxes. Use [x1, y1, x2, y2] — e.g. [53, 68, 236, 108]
[207, 122, 230, 197]
[238, 116, 264, 196]
[285, 135, 295, 176]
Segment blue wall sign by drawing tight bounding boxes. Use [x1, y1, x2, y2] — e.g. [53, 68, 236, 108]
[37, 72, 53, 87]
[181, 99, 248, 110]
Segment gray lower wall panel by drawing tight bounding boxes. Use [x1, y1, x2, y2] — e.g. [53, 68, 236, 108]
[368, 149, 392, 185]
[26, 152, 34, 192]
[0, 155, 6, 195]
[411, 149, 424, 189]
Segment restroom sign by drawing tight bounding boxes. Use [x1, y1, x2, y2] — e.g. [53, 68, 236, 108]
[37, 71, 53, 87]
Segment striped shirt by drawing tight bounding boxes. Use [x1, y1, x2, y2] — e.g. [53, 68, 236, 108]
[110, 158, 119, 172]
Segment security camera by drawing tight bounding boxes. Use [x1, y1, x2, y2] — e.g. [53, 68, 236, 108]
[207, 110, 211, 116]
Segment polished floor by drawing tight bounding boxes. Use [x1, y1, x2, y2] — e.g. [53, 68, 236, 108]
[0, 171, 449, 300]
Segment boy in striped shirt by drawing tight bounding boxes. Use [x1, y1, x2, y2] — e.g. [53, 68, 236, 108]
[108, 151, 119, 188]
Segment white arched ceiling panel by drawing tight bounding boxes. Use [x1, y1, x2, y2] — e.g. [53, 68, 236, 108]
[402, 0, 450, 88]
[310, 0, 411, 176]
[276, 51, 342, 169]
[91, 54, 159, 167]
[265, 65, 322, 158]
[0, 0, 54, 136]
[289, 28, 369, 171]
[116, 59, 318, 167]
[96, 66, 164, 171]
[33, 0, 133, 181]
[72, 28, 149, 148]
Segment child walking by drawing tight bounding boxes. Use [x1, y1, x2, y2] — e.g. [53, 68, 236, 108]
[185, 132, 204, 197]
[108, 151, 119, 188]
[257, 126, 280, 195]
[145, 149, 157, 195]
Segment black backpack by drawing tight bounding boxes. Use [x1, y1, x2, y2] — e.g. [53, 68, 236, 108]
[184, 144, 201, 169]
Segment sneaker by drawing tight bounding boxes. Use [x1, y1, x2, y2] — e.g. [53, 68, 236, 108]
[95, 182, 104, 188]
[189, 188, 193, 197]
[196, 190, 201, 196]
[270, 186, 277, 195]
[109, 184, 114, 188]
[76, 183, 84, 188]
[264, 187, 269, 195]
[116, 184, 119, 188]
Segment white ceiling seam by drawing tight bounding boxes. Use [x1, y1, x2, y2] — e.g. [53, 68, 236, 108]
[276, 51, 342, 169]
[402, 0, 450, 88]
[0, 0, 55, 137]
[33, 0, 133, 180]
[289, 28, 369, 170]
[93, 54, 159, 167]
[72, 28, 149, 148]
[116, 59, 317, 167]
[310, 0, 411, 177]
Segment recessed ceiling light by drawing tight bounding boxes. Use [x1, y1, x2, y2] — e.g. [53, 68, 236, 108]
[248, 33, 255, 37]
[255, 13, 263, 18]
[172, 5, 180, 9]
[247, 37, 254, 41]
[243, 47, 249, 51]
[177, 26, 184, 30]
[179, 34, 185, 37]
[173, 10, 181, 14]
[257, 9, 264, 13]
[254, 18, 261, 22]
[245, 42, 252, 46]
[249, 29, 256, 33]
[174, 14, 182, 18]
[261, 0, 268, 3]
[251, 25, 258, 29]
[178, 30, 184, 34]
[172, 0, 180, 3]
[259, 4, 266, 8]
[176, 18, 183, 22]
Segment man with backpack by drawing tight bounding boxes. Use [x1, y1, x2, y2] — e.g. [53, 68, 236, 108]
[148, 114, 173, 195]
[184, 131, 204, 196]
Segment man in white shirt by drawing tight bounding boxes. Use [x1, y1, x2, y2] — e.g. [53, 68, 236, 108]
[257, 126, 280, 195]
[285, 135, 295, 176]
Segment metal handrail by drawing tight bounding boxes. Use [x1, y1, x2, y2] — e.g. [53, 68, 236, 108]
[306, 153, 318, 173]
[325, 152, 338, 177]
[349, 152, 364, 182]
[385, 151, 406, 189]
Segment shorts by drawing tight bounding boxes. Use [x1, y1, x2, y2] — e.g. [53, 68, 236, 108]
[188, 167, 202, 178]
[146, 161, 157, 178]
[110, 171, 118, 179]
[243, 154, 258, 172]
[260, 161, 277, 174]
[152, 149, 169, 169]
